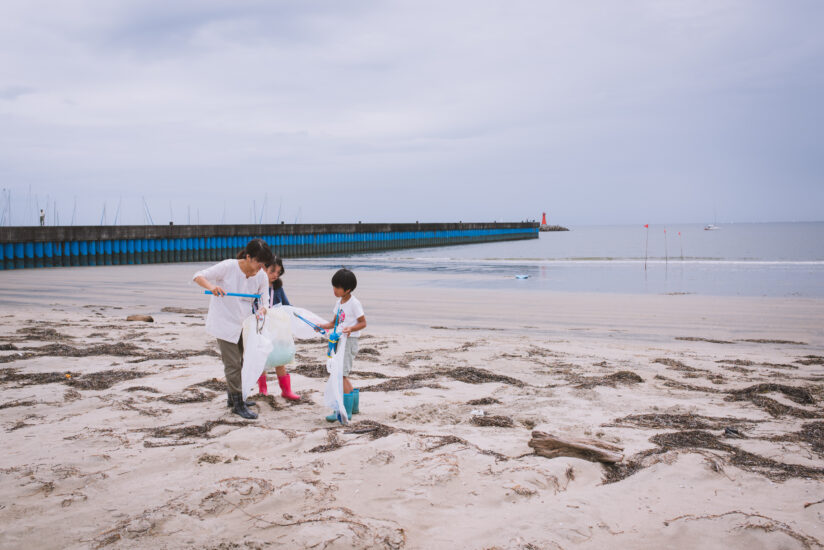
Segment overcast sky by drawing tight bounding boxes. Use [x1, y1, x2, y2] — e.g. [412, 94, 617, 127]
[1, 1, 822, 226]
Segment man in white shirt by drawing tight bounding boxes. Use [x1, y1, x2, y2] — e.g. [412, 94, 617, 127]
[193, 239, 272, 419]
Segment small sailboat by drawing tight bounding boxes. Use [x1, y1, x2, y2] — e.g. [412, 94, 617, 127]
[704, 209, 720, 230]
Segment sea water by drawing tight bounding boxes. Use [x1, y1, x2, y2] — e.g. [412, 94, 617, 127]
[288, 222, 824, 298]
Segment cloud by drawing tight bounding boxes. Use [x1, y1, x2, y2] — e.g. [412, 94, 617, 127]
[0, 0, 822, 225]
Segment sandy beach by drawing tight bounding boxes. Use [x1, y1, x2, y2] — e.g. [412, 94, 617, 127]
[1, 264, 823, 549]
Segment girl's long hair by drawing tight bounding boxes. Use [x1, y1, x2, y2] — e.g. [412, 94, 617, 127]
[267, 255, 285, 290]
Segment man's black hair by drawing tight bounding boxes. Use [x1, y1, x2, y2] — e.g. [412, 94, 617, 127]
[331, 268, 357, 292]
[236, 238, 273, 265]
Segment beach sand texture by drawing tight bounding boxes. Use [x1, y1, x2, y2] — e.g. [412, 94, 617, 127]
[1, 265, 823, 549]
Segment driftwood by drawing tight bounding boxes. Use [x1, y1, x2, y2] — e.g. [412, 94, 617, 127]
[126, 315, 154, 323]
[528, 431, 624, 463]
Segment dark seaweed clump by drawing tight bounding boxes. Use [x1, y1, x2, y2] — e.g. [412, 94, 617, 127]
[772, 421, 824, 458]
[604, 429, 824, 484]
[611, 413, 759, 431]
[361, 373, 443, 392]
[727, 383, 815, 405]
[725, 383, 821, 419]
[471, 415, 515, 428]
[437, 367, 525, 387]
[147, 419, 246, 441]
[308, 430, 342, 453]
[290, 362, 328, 379]
[0, 367, 149, 390]
[345, 420, 397, 439]
[67, 370, 150, 390]
[160, 388, 217, 404]
[576, 371, 643, 389]
[467, 397, 501, 406]
[193, 378, 227, 392]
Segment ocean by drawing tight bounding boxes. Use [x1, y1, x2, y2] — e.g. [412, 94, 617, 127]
[287, 222, 824, 298]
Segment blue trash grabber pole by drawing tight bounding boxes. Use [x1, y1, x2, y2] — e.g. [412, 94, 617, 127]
[293, 312, 328, 336]
[204, 290, 261, 299]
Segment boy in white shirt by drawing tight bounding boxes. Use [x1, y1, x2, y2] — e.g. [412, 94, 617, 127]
[318, 268, 366, 421]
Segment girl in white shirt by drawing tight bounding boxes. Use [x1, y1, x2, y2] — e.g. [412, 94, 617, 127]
[193, 239, 273, 419]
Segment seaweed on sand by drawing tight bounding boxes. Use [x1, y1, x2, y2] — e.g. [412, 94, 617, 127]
[739, 396, 821, 419]
[471, 415, 515, 428]
[192, 378, 227, 392]
[575, 371, 643, 389]
[653, 358, 696, 370]
[654, 375, 725, 394]
[345, 420, 397, 439]
[16, 326, 73, 340]
[349, 370, 388, 379]
[418, 433, 508, 461]
[0, 367, 73, 385]
[603, 430, 824, 484]
[0, 399, 37, 410]
[1, 367, 146, 391]
[161, 307, 207, 314]
[609, 413, 760, 431]
[725, 383, 821, 419]
[467, 397, 501, 406]
[771, 421, 824, 457]
[0, 351, 37, 363]
[67, 370, 150, 390]
[308, 430, 343, 453]
[124, 386, 160, 393]
[290, 362, 328, 379]
[1, 339, 216, 364]
[25, 342, 142, 357]
[160, 388, 217, 404]
[436, 366, 525, 387]
[147, 419, 247, 440]
[739, 339, 807, 345]
[361, 373, 442, 392]
[676, 336, 735, 344]
[727, 383, 815, 405]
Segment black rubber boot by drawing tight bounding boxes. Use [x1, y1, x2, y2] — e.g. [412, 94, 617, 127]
[229, 392, 258, 419]
[226, 391, 255, 408]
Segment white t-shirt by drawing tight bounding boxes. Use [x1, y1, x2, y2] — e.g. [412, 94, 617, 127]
[193, 259, 268, 343]
[333, 295, 365, 338]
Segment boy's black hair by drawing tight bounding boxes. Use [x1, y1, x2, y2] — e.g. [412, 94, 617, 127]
[265, 255, 285, 290]
[331, 268, 357, 292]
[237, 238, 274, 265]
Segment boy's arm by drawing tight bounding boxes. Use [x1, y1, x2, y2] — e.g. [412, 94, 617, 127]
[341, 315, 366, 335]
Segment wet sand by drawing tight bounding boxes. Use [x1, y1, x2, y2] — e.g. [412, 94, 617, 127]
[1, 264, 823, 549]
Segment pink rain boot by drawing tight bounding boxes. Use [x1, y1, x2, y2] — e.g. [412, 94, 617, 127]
[257, 373, 268, 395]
[278, 374, 300, 401]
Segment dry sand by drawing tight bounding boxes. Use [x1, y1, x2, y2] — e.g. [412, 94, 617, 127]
[1, 264, 823, 549]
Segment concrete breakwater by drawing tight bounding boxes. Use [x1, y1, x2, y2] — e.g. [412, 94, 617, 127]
[0, 222, 537, 269]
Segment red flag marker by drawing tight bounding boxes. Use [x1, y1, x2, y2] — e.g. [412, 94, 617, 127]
[644, 224, 649, 270]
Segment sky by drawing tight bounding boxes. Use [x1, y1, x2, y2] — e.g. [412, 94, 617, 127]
[1, 0, 822, 227]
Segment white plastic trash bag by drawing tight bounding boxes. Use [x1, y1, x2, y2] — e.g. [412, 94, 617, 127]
[283, 306, 329, 340]
[241, 308, 296, 400]
[323, 333, 348, 425]
[264, 307, 297, 367]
